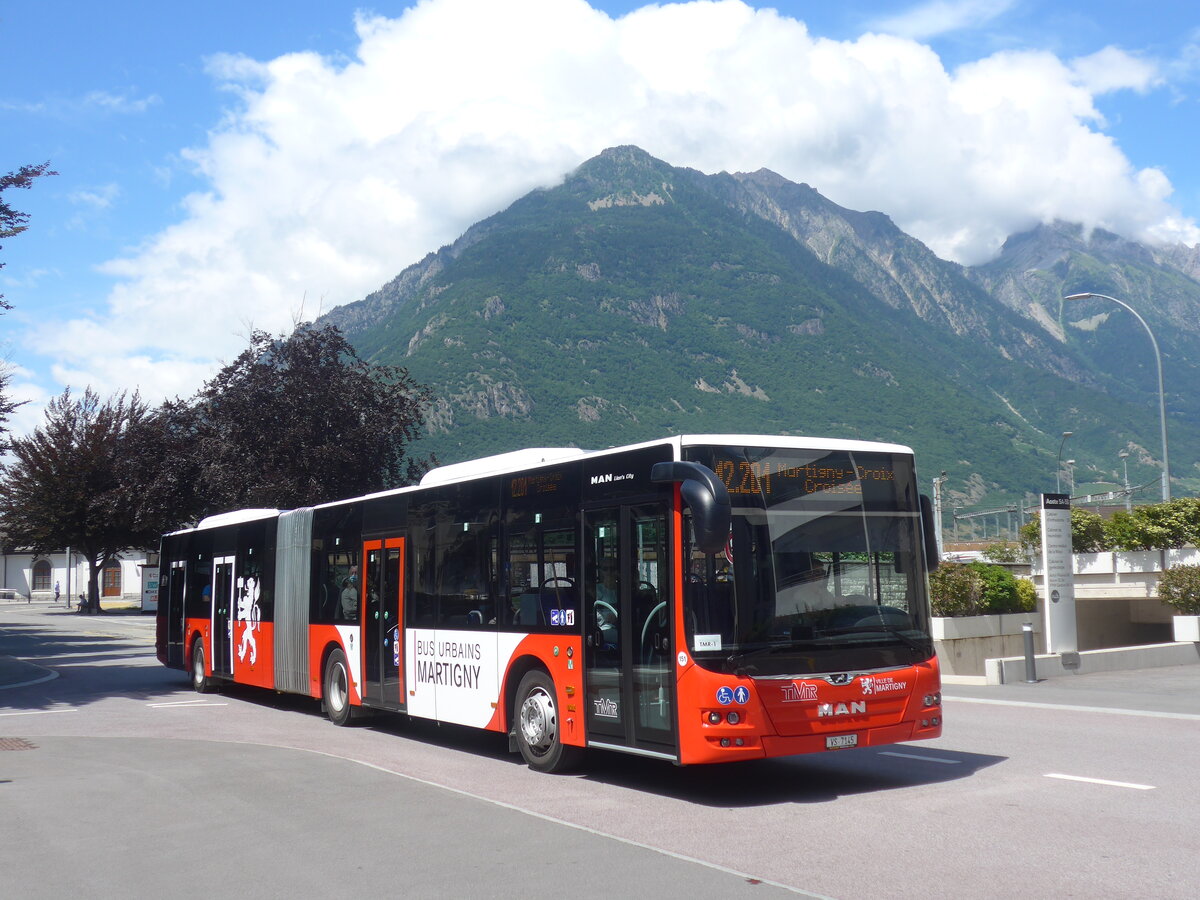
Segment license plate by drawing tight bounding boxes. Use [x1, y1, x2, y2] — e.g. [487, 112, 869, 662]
[826, 734, 858, 750]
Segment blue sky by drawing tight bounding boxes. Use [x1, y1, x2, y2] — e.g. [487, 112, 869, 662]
[3, 0, 1199, 435]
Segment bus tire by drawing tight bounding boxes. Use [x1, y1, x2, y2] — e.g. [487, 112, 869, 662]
[514, 669, 581, 773]
[191, 638, 213, 694]
[323, 648, 354, 726]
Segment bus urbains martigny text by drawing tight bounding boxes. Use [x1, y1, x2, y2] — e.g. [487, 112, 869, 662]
[156, 435, 943, 772]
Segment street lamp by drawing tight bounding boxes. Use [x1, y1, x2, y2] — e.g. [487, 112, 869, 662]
[1118, 450, 1132, 511]
[932, 471, 948, 559]
[1056, 431, 1073, 494]
[1065, 292, 1170, 501]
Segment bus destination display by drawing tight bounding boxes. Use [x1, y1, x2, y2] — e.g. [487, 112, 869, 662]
[713, 455, 895, 498]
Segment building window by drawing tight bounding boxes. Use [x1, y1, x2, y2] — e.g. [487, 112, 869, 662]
[103, 564, 122, 597]
[32, 560, 52, 591]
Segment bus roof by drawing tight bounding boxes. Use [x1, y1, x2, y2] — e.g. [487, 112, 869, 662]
[186, 434, 918, 523]
[169, 508, 280, 535]
[419, 447, 586, 487]
[678, 434, 914, 455]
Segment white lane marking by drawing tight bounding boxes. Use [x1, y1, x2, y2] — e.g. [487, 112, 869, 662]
[1045, 773, 1155, 791]
[878, 750, 961, 764]
[0, 708, 79, 717]
[147, 698, 213, 707]
[148, 700, 228, 708]
[945, 695, 1200, 721]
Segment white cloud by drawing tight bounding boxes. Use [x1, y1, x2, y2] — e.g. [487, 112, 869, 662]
[68, 183, 120, 210]
[868, 0, 1016, 40]
[20, 0, 1200, 414]
[1071, 46, 1161, 95]
[82, 90, 161, 114]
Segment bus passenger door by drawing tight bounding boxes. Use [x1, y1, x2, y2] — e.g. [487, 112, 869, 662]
[212, 556, 235, 677]
[164, 560, 185, 667]
[584, 505, 674, 756]
[362, 538, 405, 707]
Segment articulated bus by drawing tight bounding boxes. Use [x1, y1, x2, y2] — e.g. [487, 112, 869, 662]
[156, 434, 943, 772]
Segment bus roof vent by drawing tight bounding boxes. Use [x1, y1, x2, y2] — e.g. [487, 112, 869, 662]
[420, 448, 586, 487]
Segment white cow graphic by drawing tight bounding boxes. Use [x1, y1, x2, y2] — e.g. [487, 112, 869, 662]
[236, 575, 261, 665]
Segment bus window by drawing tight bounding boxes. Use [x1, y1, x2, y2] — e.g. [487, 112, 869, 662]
[311, 504, 361, 624]
[411, 482, 499, 629]
[505, 515, 577, 629]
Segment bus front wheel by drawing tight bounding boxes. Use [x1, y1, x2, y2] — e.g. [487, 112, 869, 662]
[514, 669, 581, 773]
[323, 648, 354, 726]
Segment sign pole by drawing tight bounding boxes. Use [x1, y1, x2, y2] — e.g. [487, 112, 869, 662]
[1040, 493, 1077, 654]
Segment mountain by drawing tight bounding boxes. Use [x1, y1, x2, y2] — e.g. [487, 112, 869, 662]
[321, 146, 1200, 507]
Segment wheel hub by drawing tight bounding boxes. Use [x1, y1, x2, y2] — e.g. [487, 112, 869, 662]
[520, 687, 556, 751]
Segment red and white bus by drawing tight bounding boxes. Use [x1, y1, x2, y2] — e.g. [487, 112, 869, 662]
[156, 434, 943, 771]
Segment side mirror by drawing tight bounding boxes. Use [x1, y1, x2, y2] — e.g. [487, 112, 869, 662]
[651, 461, 731, 554]
[919, 494, 940, 571]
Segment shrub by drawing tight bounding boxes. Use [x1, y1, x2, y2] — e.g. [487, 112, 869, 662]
[929, 562, 1023, 617]
[1014, 577, 1037, 613]
[1106, 499, 1200, 551]
[1157, 564, 1200, 615]
[981, 542, 1024, 563]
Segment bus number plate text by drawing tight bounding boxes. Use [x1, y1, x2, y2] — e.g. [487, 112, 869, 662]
[826, 734, 858, 750]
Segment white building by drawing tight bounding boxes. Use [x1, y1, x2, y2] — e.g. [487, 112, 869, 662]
[1, 549, 150, 603]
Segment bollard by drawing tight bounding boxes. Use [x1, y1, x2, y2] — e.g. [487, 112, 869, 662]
[1022, 622, 1037, 683]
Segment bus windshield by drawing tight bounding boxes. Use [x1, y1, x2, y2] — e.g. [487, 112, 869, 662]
[683, 445, 933, 676]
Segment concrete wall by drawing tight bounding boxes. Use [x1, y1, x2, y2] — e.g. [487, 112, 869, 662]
[934, 613, 1042, 677]
[1025, 548, 1198, 650]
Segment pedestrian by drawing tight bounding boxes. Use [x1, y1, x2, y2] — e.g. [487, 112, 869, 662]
[55, 580, 61, 605]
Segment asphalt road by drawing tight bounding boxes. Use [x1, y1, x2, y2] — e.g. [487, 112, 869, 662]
[2, 601, 1198, 899]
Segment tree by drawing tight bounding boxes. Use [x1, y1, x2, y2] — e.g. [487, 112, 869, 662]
[1, 161, 57, 313]
[187, 323, 434, 514]
[0, 388, 190, 612]
[0, 362, 23, 453]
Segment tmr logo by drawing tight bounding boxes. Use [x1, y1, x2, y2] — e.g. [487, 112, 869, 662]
[592, 697, 619, 718]
[780, 681, 819, 703]
[818, 701, 867, 718]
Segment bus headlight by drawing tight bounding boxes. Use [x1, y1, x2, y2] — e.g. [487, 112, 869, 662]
[923, 692, 941, 707]
[726, 711, 741, 725]
[707, 711, 722, 724]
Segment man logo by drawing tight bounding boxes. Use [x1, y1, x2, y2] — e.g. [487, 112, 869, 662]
[818, 701, 867, 717]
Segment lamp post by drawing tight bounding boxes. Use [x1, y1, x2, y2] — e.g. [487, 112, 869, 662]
[1118, 450, 1132, 511]
[932, 471, 948, 559]
[1065, 292, 1170, 501]
[1056, 431, 1073, 494]
[1065, 459, 1075, 496]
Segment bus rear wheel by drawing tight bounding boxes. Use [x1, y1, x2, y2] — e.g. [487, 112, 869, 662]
[191, 639, 213, 693]
[514, 669, 581, 773]
[323, 648, 354, 726]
